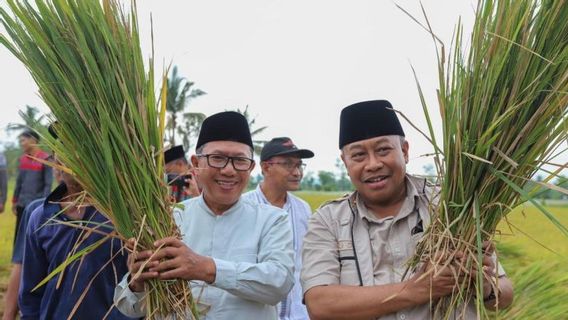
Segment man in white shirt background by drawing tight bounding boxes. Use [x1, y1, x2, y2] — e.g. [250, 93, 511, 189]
[244, 137, 314, 320]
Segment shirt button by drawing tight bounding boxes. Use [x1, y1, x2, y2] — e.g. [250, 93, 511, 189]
[400, 314, 406, 320]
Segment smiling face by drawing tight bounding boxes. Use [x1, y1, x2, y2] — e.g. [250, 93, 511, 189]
[341, 135, 409, 209]
[262, 155, 304, 192]
[191, 141, 255, 214]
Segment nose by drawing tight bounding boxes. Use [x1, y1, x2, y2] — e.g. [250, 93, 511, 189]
[366, 153, 383, 171]
[291, 166, 302, 176]
[219, 159, 237, 175]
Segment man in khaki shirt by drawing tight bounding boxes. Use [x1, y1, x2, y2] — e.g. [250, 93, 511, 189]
[300, 100, 514, 320]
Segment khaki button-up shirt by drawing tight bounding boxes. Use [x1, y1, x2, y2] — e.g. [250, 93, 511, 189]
[301, 175, 505, 320]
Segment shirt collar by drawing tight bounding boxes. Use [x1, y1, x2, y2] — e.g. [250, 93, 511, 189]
[255, 183, 292, 210]
[197, 193, 244, 217]
[43, 182, 97, 221]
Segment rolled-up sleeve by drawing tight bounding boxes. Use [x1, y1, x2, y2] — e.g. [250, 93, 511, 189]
[113, 274, 147, 318]
[300, 210, 340, 296]
[212, 213, 294, 306]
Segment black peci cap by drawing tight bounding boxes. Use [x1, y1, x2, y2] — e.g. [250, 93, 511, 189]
[164, 145, 185, 164]
[339, 100, 404, 149]
[196, 111, 253, 151]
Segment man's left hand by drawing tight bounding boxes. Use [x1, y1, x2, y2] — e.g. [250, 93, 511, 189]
[150, 237, 216, 283]
[468, 240, 497, 299]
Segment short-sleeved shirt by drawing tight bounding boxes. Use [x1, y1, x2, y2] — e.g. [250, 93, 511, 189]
[301, 175, 506, 320]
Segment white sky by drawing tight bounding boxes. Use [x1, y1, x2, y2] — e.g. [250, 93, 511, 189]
[2, 0, 563, 177]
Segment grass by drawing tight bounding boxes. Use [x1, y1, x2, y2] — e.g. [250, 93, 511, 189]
[293, 190, 346, 212]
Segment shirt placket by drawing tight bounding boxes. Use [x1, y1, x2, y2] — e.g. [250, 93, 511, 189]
[391, 221, 409, 320]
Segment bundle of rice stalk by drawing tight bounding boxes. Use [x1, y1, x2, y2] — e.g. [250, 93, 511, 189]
[404, 0, 568, 318]
[1, 0, 198, 318]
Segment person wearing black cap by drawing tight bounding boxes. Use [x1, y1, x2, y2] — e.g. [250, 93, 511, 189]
[300, 100, 513, 319]
[243, 137, 314, 320]
[115, 111, 295, 320]
[164, 145, 200, 202]
[11, 130, 53, 242]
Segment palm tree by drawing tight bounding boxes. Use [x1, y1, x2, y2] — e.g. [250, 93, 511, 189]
[233, 106, 268, 157]
[166, 66, 205, 146]
[7, 105, 45, 135]
[177, 111, 206, 152]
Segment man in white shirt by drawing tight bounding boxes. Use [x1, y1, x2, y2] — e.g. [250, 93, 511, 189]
[114, 111, 295, 320]
[243, 137, 314, 320]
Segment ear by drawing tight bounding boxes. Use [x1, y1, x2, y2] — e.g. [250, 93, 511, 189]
[260, 161, 270, 175]
[401, 140, 409, 164]
[190, 154, 199, 168]
[340, 150, 349, 167]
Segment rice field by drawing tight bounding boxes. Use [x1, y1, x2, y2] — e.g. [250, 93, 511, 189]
[1, 190, 567, 316]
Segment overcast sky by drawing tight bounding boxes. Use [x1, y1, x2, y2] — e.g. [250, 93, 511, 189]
[5, 0, 555, 177]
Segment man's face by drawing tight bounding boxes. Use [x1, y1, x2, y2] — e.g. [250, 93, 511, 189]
[19, 135, 35, 153]
[191, 141, 254, 209]
[263, 155, 304, 192]
[341, 135, 408, 207]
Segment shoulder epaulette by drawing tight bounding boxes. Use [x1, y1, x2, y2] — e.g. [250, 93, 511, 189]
[318, 192, 354, 210]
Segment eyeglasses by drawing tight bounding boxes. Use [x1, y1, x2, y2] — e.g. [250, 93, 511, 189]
[197, 154, 254, 171]
[265, 161, 306, 172]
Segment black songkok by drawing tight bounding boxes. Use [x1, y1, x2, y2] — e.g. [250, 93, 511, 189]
[164, 145, 185, 164]
[196, 111, 253, 150]
[339, 100, 405, 149]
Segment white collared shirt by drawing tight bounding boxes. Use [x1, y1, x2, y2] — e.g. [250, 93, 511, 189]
[114, 195, 295, 320]
[243, 185, 311, 320]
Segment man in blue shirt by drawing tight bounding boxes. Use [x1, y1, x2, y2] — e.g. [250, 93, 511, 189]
[2, 197, 44, 320]
[243, 137, 314, 320]
[18, 154, 137, 320]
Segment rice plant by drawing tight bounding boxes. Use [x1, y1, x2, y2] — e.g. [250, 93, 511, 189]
[1, 0, 198, 318]
[404, 0, 568, 318]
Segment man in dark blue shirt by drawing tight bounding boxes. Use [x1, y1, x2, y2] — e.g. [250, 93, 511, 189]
[2, 198, 44, 320]
[18, 158, 137, 320]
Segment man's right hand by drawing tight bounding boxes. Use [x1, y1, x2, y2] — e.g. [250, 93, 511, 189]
[408, 253, 466, 302]
[11, 205, 16, 215]
[125, 238, 159, 292]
